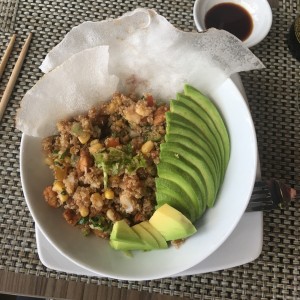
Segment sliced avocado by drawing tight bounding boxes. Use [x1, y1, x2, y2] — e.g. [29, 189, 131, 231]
[164, 132, 220, 189]
[155, 177, 197, 221]
[132, 223, 159, 250]
[159, 151, 207, 212]
[166, 112, 220, 176]
[109, 239, 148, 251]
[177, 92, 230, 179]
[176, 93, 225, 179]
[170, 100, 225, 181]
[110, 220, 148, 251]
[139, 221, 168, 249]
[160, 142, 217, 207]
[157, 161, 201, 216]
[149, 203, 197, 241]
[166, 112, 223, 177]
[183, 85, 230, 170]
[110, 219, 139, 242]
[156, 192, 193, 221]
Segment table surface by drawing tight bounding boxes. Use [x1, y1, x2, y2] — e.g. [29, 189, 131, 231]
[1, 0, 300, 299]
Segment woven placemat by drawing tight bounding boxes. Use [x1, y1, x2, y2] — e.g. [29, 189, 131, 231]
[0, 0, 19, 32]
[0, 0, 299, 299]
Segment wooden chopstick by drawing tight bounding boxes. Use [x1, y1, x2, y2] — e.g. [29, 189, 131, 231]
[0, 32, 32, 122]
[0, 34, 16, 80]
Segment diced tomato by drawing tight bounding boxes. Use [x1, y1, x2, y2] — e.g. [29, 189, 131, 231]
[146, 95, 154, 107]
[105, 137, 120, 148]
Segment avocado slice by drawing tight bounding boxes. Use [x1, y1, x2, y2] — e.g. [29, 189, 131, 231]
[157, 161, 201, 217]
[149, 203, 197, 241]
[183, 84, 230, 170]
[177, 92, 230, 177]
[160, 142, 217, 208]
[139, 221, 168, 249]
[166, 112, 220, 177]
[109, 239, 147, 251]
[159, 151, 207, 211]
[164, 132, 220, 189]
[110, 219, 139, 242]
[170, 100, 226, 177]
[166, 112, 223, 177]
[176, 93, 226, 179]
[132, 223, 160, 250]
[155, 177, 197, 221]
[110, 220, 148, 251]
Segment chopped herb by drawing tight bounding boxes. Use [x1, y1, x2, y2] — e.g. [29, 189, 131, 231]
[77, 216, 89, 225]
[147, 131, 161, 142]
[54, 160, 63, 167]
[89, 215, 112, 233]
[60, 149, 69, 159]
[126, 153, 147, 173]
[122, 143, 133, 155]
[71, 122, 83, 137]
[93, 147, 147, 187]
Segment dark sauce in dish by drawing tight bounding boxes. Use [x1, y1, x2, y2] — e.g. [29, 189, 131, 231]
[204, 3, 253, 42]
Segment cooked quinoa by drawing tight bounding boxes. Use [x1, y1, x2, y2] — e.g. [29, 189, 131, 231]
[42, 92, 168, 239]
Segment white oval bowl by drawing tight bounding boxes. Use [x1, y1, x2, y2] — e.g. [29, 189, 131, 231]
[193, 0, 273, 47]
[20, 77, 257, 280]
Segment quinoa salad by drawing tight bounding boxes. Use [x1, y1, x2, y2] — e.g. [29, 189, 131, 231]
[42, 92, 168, 239]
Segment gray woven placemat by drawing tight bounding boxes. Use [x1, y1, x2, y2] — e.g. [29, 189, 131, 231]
[0, 0, 19, 32]
[0, 0, 299, 299]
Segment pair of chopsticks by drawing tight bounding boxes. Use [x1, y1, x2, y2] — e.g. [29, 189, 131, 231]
[0, 33, 32, 121]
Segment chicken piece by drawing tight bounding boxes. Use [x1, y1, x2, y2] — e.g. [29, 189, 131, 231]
[63, 209, 80, 226]
[43, 186, 60, 208]
[77, 149, 92, 173]
[153, 105, 168, 125]
[123, 105, 142, 124]
[135, 100, 153, 117]
[63, 171, 78, 195]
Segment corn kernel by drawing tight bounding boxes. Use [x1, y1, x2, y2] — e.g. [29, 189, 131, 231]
[79, 206, 89, 217]
[52, 180, 64, 193]
[141, 140, 154, 154]
[54, 167, 67, 181]
[90, 139, 100, 146]
[89, 142, 103, 154]
[58, 193, 69, 203]
[106, 209, 116, 222]
[78, 132, 91, 144]
[104, 189, 114, 200]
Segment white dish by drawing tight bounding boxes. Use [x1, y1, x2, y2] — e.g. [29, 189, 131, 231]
[35, 74, 263, 278]
[20, 76, 257, 281]
[193, 0, 273, 47]
[35, 211, 263, 277]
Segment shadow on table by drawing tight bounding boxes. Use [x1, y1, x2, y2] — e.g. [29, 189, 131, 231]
[0, 294, 45, 300]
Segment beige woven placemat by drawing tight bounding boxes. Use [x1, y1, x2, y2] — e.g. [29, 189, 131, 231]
[0, 0, 299, 299]
[0, 0, 19, 32]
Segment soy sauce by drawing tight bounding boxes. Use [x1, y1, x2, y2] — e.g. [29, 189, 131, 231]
[205, 3, 253, 42]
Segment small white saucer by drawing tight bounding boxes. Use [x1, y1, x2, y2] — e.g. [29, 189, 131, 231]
[193, 0, 273, 47]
